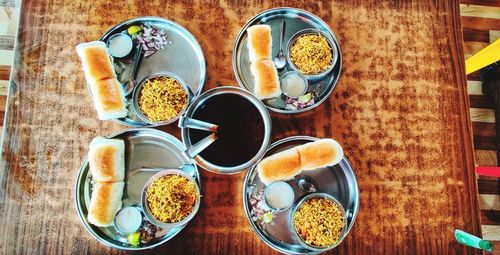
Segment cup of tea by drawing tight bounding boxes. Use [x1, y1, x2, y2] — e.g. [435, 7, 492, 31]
[180, 87, 272, 174]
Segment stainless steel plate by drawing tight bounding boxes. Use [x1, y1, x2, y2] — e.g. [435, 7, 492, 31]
[75, 128, 201, 250]
[243, 136, 359, 254]
[100, 17, 206, 127]
[232, 8, 342, 114]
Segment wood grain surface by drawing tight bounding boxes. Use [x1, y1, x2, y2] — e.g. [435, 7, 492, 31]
[0, 0, 482, 254]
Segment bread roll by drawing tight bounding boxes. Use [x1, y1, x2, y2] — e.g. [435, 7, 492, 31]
[257, 139, 344, 185]
[247, 25, 272, 63]
[88, 182, 124, 227]
[297, 139, 343, 171]
[88, 78, 128, 120]
[257, 148, 302, 186]
[77, 41, 126, 120]
[250, 59, 281, 99]
[76, 41, 116, 84]
[88, 137, 125, 182]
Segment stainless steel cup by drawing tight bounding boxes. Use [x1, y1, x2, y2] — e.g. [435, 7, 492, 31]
[180, 86, 272, 174]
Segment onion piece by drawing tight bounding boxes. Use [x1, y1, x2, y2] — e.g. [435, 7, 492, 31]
[136, 24, 172, 58]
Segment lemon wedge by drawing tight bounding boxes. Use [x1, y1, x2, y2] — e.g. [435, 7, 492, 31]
[262, 212, 273, 223]
[127, 25, 143, 35]
[298, 93, 312, 103]
[128, 232, 140, 246]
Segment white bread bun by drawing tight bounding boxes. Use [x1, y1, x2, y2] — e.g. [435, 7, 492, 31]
[88, 137, 125, 182]
[247, 25, 272, 63]
[88, 181, 124, 227]
[88, 78, 128, 120]
[257, 139, 344, 186]
[257, 148, 302, 186]
[250, 59, 281, 99]
[297, 139, 343, 171]
[76, 41, 116, 84]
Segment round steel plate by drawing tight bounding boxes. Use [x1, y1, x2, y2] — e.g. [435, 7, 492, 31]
[243, 136, 359, 254]
[232, 8, 342, 114]
[75, 128, 201, 250]
[99, 17, 206, 127]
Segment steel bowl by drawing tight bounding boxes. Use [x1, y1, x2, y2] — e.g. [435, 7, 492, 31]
[290, 192, 348, 252]
[106, 33, 133, 58]
[264, 181, 295, 212]
[133, 72, 192, 126]
[280, 71, 309, 98]
[286, 28, 338, 81]
[141, 169, 201, 229]
[180, 86, 272, 174]
[113, 206, 143, 235]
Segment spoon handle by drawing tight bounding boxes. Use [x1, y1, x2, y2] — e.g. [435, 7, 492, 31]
[279, 20, 285, 51]
[185, 133, 217, 158]
[178, 116, 219, 132]
[122, 45, 143, 96]
[138, 164, 197, 177]
[130, 45, 143, 79]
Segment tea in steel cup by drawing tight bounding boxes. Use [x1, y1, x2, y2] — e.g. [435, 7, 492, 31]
[180, 86, 272, 174]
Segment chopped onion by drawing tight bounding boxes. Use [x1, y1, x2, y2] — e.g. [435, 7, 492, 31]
[136, 25, 171, 58]
[249, 189, 276, 228]
[285, 93, 315, 110]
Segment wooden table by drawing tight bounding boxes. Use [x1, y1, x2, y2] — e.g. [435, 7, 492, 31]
[0, 0, 482, 254]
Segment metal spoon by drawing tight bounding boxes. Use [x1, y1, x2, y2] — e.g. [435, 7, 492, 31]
[138, 164, 197, 177]
[185, 133, 218, 158]
[273, 20, 286, 69]
[123, 44, 142, 96]
[178, 116, 219, 132]
[296, 176, 318, 193]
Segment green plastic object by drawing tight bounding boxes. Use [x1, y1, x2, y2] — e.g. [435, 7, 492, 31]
[455, 229, 493, 252]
